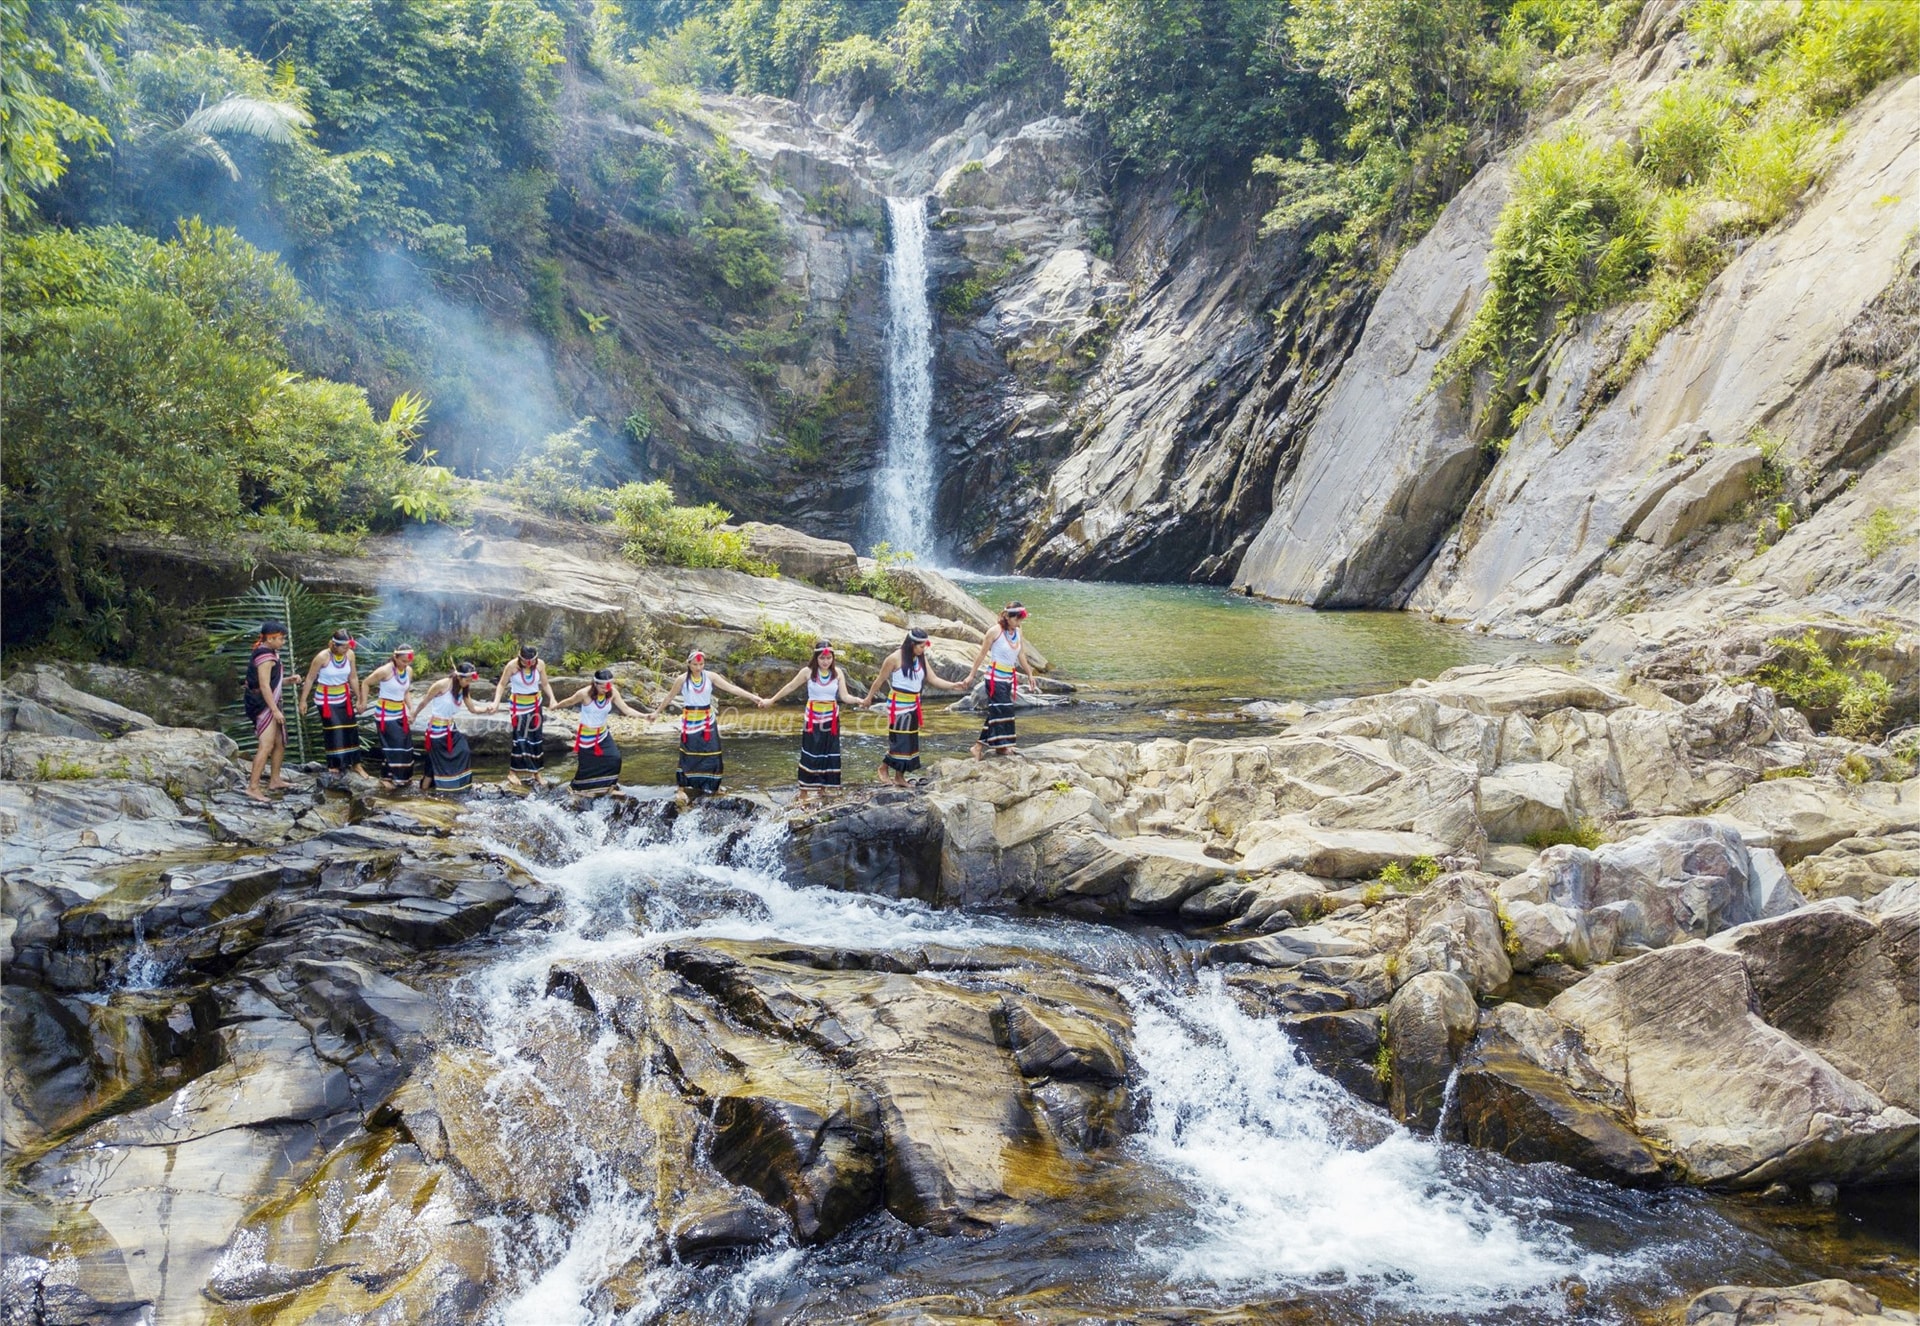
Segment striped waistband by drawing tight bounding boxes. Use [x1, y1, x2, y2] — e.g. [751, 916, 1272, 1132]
[988, 664, 1017, 681]
[377, 698, 407, 716]
[888, 689, 920, 704]
[577, 725, 608, 739]
[426, 719, 454, 733]
[806, 699, 837, 713]
[510, 694, 540, 710]
[318, 683, 349, 698]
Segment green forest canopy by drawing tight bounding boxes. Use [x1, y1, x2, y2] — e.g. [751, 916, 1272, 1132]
[3, 0, 1913, 656]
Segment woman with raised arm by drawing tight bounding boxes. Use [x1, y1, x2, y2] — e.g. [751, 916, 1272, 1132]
[297, 630, 362, 776]
[766, 640, 860, 799]
[648, 649, 765, 798]
[864, 628, 968, 786]
[243, 621, 301, 803]
[358, 645, 418, 791]
[493, 643, 557, 789]
[968, 601, 1035, 760]
[411, 662, 494, 795]
[553, 668, 642, 798]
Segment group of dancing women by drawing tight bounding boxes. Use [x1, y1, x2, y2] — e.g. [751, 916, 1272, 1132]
[240, 602, 1037, 804]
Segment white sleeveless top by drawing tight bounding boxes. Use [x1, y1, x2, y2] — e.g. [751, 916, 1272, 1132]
[989, 628, 1021, 669]
[316, 653, 353, 686]
[890, 661, 924, 694]
[508, 665, 542, 698]
[579, 694, 613, 728]
[806, 670, 840, 704]
[423, 689, 460, 724]
[680, 674, 713, 707]
[378, 669, 412, 703]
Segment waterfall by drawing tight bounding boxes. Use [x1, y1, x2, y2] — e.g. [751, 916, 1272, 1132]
[872, 195, 937, 558]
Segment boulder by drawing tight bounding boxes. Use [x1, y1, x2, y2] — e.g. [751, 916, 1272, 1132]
[1478, 761, 1575, 842]
[40, 662, 222, 730]
[1541, 820, 1776, 949]
[1397, 875, 1514, 996]
[739, 521, 861, 587]
[1237, 825, 1458, 878]
[1794, 832, 1920, 900]
[1714, 777, 1920, 862]
[5, 664, 160, 736]
[1545, 911, 1919, 1187]
[0, 727, 239, 796]
[1404, 665, 1632, 719]
[1384, 970, 1479, 1131]
[0, 690, 104, 740]
[1685, 1281, 1918, 1326]
[1454, 1004, 1666, 1183]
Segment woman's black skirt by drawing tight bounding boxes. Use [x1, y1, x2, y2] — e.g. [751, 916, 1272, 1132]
[571, 736, 622, 795]
[316, 696, 361, 770]
[885, 700, 921, 773]
[423, 727, 472, 793]
[509, 704, 545, 774]
[376, 714, 415, 783]
[797, 725, 841, 787]
[979, 674, 1017, 751]
[677, 721, 723, 795]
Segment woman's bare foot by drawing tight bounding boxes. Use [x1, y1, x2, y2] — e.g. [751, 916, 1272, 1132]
[970, 742, 984, 761]
[267, 779, 294, 792]
[246, 788, 271, 804]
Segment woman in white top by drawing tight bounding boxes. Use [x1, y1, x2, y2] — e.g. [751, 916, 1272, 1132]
[358, 646, 419, 790]
[647, 650, 766, 798]
[862, 628, 968, 785]
[492, 644, 558, 789]
[297, 630, 362, 774]
[553, 668, 642, 797]
[968, 601, 1035, 759]
[766, 640, 861, 799]
[410, 662, 496, 794]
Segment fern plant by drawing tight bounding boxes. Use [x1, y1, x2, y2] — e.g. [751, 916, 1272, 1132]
[199, 578, 380, 763]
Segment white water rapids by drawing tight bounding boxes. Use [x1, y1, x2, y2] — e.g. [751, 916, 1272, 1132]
[445, 796, 1762, 1323]
[870, 195, 937, 559]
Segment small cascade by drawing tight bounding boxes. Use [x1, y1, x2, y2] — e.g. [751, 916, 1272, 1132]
[441, 797, 1777, 1322]
[870, 195, 937, 558]
[1435, 1063, 1464, 1141]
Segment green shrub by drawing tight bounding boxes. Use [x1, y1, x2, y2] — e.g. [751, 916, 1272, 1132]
[1861, 506, 1915, 559]
[427, 631, 522, 674]
[1408, 855, 1443, 886]
[1377, 862, 1410, 891]
[1755, 629, 1892, 740]
[843, 541, 917, 610]
[1639, 79, 1734, 188]
[1437, 128, 1650, 392]
[738, 618, 818, 662]
[502, 421, 608, 519]
[695, 143, 786, 304]
[1713, 108, 1821, 227]
[1524, 819, 1605, 850]
[612, 480, 776, 575]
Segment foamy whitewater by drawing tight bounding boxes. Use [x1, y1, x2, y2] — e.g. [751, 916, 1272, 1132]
[871, 195, 937, 558]
[441, 797, 1750, 1323]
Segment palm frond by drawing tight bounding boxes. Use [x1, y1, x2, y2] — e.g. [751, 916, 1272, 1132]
[181, 95, 312, 146]
[199, 578, 380, 764]
[182, 133, 241, 181]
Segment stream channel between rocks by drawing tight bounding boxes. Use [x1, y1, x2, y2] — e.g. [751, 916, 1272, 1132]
[420, 795, 1908, 1322]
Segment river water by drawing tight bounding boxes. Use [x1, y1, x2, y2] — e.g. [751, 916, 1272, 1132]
[452, 798, 1915, 1324]
[613, 579, 1569, 788]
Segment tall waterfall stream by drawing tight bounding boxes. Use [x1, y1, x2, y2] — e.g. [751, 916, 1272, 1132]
[870, 195, 937, 559]
[437, 795, 1852, 1324]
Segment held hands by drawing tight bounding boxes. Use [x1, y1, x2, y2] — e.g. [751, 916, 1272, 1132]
[755, 695, 772, 708]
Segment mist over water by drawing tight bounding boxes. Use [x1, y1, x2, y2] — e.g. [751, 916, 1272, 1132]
[871, 196, 937, 558]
